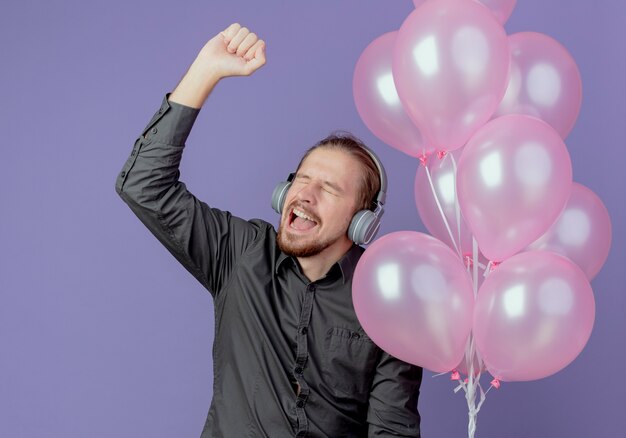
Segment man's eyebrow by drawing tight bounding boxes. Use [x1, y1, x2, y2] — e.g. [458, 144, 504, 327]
[296, 173, 345, 194]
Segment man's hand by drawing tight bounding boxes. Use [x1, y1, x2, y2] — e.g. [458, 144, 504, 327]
[169, 23, 266, 109]
[198, 23, 266, 79]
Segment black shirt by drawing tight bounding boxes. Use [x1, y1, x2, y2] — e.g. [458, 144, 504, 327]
[115, 93, 422, 437]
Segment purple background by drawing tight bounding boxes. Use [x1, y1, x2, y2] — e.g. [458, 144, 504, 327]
[2, 0, 624, 436]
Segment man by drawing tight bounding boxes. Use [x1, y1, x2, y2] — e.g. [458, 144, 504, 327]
[116, 23, 422, 437]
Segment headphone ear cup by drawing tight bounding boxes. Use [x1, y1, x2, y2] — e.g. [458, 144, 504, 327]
[349, 210, 381, 245]
[271, 181, 292, 214]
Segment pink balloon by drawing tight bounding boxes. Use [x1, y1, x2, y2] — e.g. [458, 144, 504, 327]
[393, 0, 510, 151]
[495, 32, 583, 139]
[353, 32, 430, 157]
[526, 182, 612, 280]
[352, 231, 474, 372]
[412, 0, 517, 24]
[473, 251, 595, 381]
[456, 115, 573, 261]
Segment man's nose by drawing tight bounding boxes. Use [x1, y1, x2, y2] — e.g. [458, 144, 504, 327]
[294, 183, 319, 203]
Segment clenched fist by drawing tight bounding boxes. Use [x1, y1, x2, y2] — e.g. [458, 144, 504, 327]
[169, 23, 266, 108]
[198, 23, 266, 79]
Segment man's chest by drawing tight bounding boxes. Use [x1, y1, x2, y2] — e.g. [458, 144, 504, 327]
[213, 260, 381, 403]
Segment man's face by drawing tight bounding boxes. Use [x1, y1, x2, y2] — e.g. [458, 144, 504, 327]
[277, 147, 362, 258]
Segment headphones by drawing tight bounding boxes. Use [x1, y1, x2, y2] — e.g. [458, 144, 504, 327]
[271, 145, 387, 245]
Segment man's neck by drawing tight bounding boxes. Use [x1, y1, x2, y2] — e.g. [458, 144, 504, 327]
[296, 241, 353, 282]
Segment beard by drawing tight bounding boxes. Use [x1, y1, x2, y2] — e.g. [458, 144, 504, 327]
[276, 223, 342, 258]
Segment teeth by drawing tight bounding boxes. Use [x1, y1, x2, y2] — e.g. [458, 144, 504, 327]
[293, 208, 315, 222]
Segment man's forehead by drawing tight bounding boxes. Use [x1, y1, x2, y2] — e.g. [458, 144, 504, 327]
[298, 148, 361, 181]
[295, 147, 364, 207]
[300, 147, 358, 168]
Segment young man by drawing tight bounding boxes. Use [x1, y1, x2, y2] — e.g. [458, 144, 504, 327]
[116, 23, 422, 437]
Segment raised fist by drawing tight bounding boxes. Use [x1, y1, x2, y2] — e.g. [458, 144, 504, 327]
[196, 23, 266, 79]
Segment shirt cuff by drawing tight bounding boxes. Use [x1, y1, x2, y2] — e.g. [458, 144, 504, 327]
[141, 92, 201, 146]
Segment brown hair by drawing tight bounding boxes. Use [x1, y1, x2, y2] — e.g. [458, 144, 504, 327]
[296, 131, 381, 211]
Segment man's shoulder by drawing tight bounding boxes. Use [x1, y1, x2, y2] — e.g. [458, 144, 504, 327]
[246, 217, 277, 236]
[232, 216, 278, 250]
[216, 213, 278, 255]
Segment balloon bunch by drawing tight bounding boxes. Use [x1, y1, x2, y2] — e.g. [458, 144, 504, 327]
[351, 0, 612, 436]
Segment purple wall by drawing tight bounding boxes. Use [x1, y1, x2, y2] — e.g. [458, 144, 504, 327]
[2, 0, 624, 436]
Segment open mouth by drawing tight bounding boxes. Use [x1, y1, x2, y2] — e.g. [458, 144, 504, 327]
[288, 207, 319, 232]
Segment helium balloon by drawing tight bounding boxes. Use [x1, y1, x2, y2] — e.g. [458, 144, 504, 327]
[474, 251, 595, 381]
[527, 182, 612, 280]
[495, 32, 582, 139]
[353, 231, 474, 372]
[456, 115, 572, 261]
[354, 31, 430, 157]
[394, 0, 510, 150]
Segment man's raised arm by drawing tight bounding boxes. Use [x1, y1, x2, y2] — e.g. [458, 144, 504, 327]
[115, 24, 266, 297]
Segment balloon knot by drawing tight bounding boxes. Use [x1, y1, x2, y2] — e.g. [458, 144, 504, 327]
[464, 254, 473, 268]
[450, 370, 461, 381]
[488, 261, 501, 272]
[436, 150, 448, 159]
[490, 378, 501, 389]
[418, 154, 429, 167]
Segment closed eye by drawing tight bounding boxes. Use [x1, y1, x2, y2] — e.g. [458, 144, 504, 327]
[323, 187, 339, 197]
[296, 173, 344, 196]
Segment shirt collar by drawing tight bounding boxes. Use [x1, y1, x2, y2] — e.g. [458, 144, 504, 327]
[335, 244, 364, 284]
[275, 244, 363, 284]
[275, 251, 292, 274]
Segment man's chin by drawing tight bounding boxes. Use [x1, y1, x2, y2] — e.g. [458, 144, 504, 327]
[278, 239, 324, 258]
[277, 229, 326, 258]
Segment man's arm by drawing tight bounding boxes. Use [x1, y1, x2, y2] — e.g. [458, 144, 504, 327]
[115, 24, 267, 296]
[367, 353, 423, 437]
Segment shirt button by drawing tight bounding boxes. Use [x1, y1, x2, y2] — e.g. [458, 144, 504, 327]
[351, 332, 360, 340]
[295, 366, 303, 375]
[120, 171, 126, 178]
[158, 108, 164, 114]
[296, 399, 304, 408]
[151, 127, 158, 134]
[299, 327, 308, 335]
[131, 150, 136, 156]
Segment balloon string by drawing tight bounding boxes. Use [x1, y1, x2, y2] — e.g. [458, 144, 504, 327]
[460, 236, 486, 438]
[450, 364, 485, 438]
[483, 261, 492, 278]
[472, 236, 479, 298]
[431, 154, 490, 438]
[463, 333, 487, 438]
[448, 153, 463, 255]
[423, 161, 462, 258]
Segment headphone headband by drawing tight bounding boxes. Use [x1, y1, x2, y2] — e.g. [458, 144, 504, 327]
[359, 144, 387, 207]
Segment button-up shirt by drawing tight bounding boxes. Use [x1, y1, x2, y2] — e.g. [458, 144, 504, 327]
[115, 93, 422, 437]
